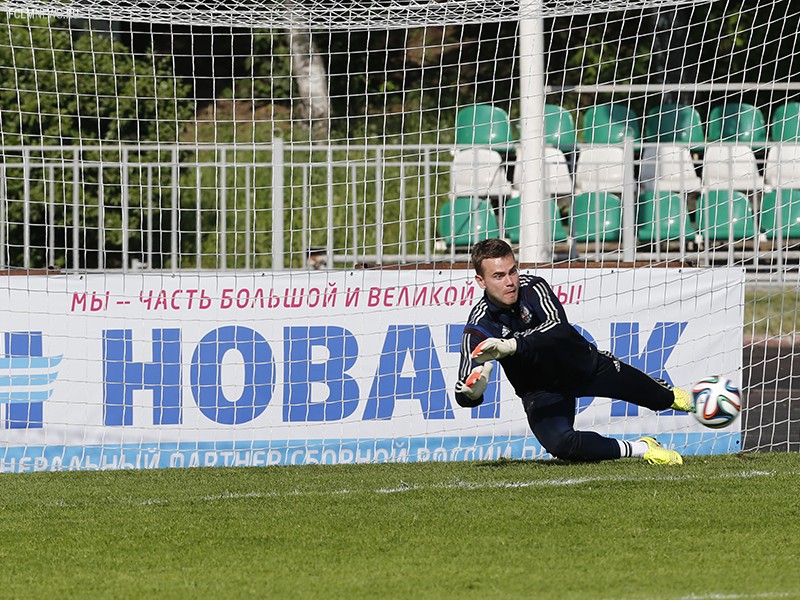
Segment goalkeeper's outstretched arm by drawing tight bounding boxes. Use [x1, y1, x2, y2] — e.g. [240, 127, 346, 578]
[454, 327, 493, 407]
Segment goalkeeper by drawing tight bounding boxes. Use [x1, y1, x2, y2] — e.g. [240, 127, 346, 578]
[455, 238, 694, 465]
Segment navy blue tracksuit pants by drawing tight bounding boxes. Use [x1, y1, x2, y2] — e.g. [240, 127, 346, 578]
[521, 351, 675, 461]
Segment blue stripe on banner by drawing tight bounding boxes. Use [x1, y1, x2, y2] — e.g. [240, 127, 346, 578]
[0, 433, 743, 473]
[0, 373, 59, 387]
[0, 390, 55, 404]
[0, 356, 62, 370]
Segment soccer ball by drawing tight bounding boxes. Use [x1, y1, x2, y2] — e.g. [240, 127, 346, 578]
[691, 375, 742, 429]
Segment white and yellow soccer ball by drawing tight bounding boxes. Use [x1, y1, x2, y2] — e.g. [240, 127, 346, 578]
[691, 375, 742, 429]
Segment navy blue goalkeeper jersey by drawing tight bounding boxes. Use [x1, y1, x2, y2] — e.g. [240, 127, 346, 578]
[455, 273, 600, 407]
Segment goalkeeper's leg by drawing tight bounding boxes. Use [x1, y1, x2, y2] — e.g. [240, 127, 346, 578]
[569, 351, 692, 412]
[523, 393, 622, 461]
[523, 392, 682, 464]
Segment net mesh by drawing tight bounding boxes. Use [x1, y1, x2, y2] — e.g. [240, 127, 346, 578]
[0, 0, 797, 472]
[0, 1, 711, 27]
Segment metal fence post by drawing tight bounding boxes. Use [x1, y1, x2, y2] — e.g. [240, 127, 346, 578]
[326, 145, 334, 268]
[272, 138, 285, 270]
[171, 147, 179, 271]
[121, 147, 129, 272]
[220, 148, 227, 271]
[622, 136, 636, 262]
[23, 148, 30, 269]
[0, 164, 5, 269]
[72, 149, 80, 270]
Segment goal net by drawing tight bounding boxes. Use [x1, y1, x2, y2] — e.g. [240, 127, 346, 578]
[0, 0, 796, 471]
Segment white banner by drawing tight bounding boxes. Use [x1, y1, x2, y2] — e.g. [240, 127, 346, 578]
[0, 267, 744, 472]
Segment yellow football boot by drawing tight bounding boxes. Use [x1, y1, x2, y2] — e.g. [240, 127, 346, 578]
[670, 387, 694, 412]
[638, 436, 683, 465]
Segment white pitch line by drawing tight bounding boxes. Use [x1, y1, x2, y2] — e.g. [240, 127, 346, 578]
[601, 590, 797, 600]
[679, 593, 796, 600]
[372, 470, 779, 494]
[189, 469, 785, 504]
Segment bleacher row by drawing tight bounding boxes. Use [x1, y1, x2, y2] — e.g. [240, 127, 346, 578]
[439, 102, 800, 248]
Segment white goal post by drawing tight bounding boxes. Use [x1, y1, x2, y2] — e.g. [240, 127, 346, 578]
[0, 0, 797, 472]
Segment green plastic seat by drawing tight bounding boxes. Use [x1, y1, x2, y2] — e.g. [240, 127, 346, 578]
[644, 104, 705, 150]
[570, 192, 622, 242]
[707, 103, 767, 149]
[504, 196, 568, 244]
[504, 195, 521, 243]
[581, 103, 641, 144]
[760, 189, 800, 240]
[437, 197, 500, 246]
[637, 191, 696, 242]
[696, 190, 756, 241]
[545, 104, 577, 153]
[455, 105, 516, 151]
[770, 102, 800, 142]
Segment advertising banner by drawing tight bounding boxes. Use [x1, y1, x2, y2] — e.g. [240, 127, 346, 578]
[0, 267, 744, 472]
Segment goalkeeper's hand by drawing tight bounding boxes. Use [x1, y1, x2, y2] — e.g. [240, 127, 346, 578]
[471, 337, 517, 363]
[455, 362, 494, 402]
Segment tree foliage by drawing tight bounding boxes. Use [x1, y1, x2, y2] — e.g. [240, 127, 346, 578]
[547, 2, 800, 113]
[0, 15, 193, 146]
[2, 5, 799, 269]
[0, 15, 194, 268]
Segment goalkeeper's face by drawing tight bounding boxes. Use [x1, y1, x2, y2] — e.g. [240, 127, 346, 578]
[475, 254, 520, 307]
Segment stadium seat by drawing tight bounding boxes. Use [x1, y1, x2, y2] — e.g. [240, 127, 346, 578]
[696, 190, 757, 241]
[511, 146, 573, 196]
[504, 195, 521, 243]
[702, 143, 764, 192]
[504, 196, 568, 243]
[455, 104, 517, 151]
[765, 144, 800, 189]
[544, 147, 573, 195]
[637, 191, 696, 242]
[544, 104, 577, 153]
[450, 148, 514, 198]
[570, 191, 622, 242]
[551, 201, 570, 242]
[639, 144, 701, 193]
[706, 103, 768, 149]
[580, 103, 640, 144]
[643, 104, 705, 150]
[770, 102, 800, 142]
[574, 146, 626, 194]
[437, 197, 500, 246]
[760, 189, 800, 240]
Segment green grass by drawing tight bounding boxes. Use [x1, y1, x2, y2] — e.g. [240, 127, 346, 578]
[1, 453, 799, 599]
[746, 289, 800, 337]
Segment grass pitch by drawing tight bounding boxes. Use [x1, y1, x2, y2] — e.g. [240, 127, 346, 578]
[1, 453, 799, 600]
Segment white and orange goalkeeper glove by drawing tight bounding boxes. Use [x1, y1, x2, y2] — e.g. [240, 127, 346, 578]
[471, 337, 517, 363]
[455, 362, 494, 402]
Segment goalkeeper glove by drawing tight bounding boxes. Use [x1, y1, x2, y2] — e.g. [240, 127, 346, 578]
[455, 362, 494, 402]
[471, 337, 517, 363]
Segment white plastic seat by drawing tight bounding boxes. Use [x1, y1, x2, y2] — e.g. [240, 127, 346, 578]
[512, 147, 572, 196]
[574, 145, 625, 194]
[702, 144, 764, 192]
[544, 147, 573, 196]
[639, 144, 701, 193]
[765, 144, 800, 189]
[450, 148, 513, 198]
